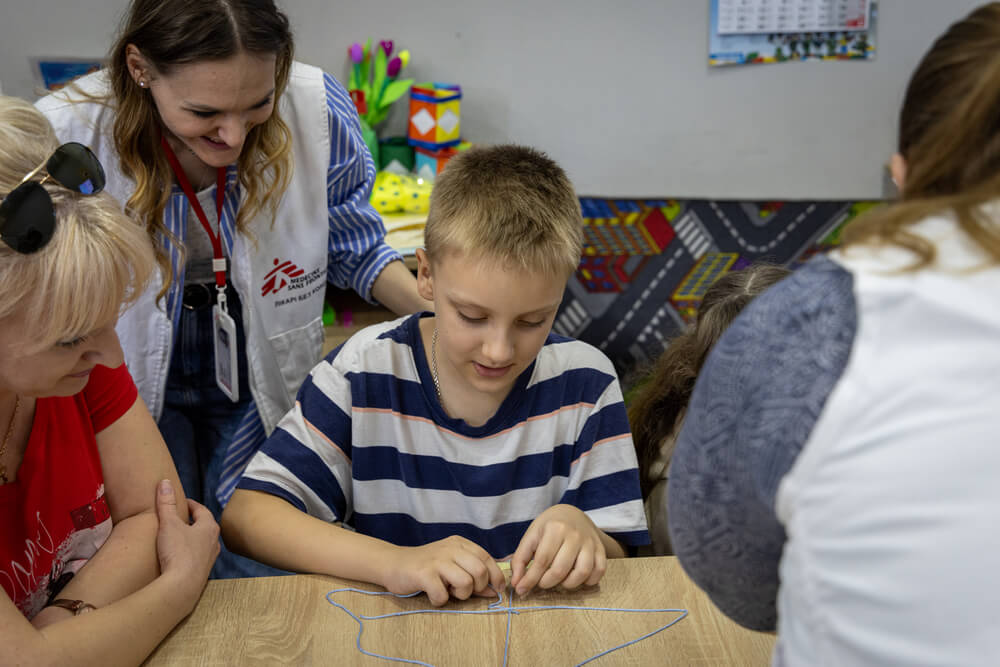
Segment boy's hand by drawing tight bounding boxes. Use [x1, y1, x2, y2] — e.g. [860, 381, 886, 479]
[383, 536, 507, 607]
[510, 504, 607, 597]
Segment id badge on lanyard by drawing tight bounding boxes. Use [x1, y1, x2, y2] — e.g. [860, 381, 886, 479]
[162, 137, 240, 402]
[212, 304, 239, 402]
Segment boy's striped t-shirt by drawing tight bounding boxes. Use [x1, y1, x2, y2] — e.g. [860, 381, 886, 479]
[238, 313, 650, 558]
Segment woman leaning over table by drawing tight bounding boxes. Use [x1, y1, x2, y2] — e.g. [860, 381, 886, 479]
[0, 95, 218, 666]
[36, 0, 430, 579]
[668, 4, 1000, 664]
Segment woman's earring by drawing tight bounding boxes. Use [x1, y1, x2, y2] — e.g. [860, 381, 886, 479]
[138, 80, 147, 88]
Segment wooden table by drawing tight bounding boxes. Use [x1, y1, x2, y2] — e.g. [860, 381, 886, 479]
[145, 556, 774, 666]
[383, 211, 426, 271]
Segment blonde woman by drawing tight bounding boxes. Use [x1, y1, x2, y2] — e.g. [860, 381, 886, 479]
[668, 4, 1000, 664]
[0, 96, 218, 665]
[36, 0, 429, 578]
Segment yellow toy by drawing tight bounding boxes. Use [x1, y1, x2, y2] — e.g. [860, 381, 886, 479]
[371, 171, 432, 215]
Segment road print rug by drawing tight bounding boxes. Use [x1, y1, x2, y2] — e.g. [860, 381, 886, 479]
[555, 197, 879, 384]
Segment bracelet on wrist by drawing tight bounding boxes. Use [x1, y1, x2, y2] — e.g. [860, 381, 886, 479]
[47, 598, 97, 615]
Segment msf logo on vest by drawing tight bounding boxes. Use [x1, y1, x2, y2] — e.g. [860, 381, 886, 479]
[261, 258, 306, 297]
[262, 258, 327, 307]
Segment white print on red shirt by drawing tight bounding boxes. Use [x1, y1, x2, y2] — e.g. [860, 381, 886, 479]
[2, 484, 113, 618]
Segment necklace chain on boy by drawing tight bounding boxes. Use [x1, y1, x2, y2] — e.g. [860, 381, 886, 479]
[0, 395, 21, 484]
[430, 328, 442, 401]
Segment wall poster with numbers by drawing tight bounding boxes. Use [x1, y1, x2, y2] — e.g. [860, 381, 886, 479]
[709, 0, 877, 67]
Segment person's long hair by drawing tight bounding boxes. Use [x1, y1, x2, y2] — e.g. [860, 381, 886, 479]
[628, 263, 790, 500]
[107, 0, 294, 299]
[843, 2, 1000, 266]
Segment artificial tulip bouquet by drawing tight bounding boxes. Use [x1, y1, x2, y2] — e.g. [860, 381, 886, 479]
[346, 39, 413, 163]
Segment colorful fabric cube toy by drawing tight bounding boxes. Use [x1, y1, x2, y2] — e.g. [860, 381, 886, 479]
[414, 146, 458, 182]
[413, 141, 472, 182]
[408, 83, 462, 150]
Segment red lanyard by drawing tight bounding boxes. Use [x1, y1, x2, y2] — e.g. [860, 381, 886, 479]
[160, 136, 228, 291]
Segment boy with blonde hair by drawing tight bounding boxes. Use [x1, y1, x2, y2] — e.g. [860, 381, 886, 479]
[222, 145, 648, 605]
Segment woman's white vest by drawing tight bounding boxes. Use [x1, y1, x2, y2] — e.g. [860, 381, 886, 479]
[37, 62, 330, 434]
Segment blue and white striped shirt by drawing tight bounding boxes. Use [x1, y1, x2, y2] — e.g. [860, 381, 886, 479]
[238, 313, 650, 559]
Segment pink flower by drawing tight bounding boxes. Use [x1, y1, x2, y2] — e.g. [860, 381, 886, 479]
[348, 43, 364, 64]
[380, 40, 394, 56]
[386, 56, 402, 78]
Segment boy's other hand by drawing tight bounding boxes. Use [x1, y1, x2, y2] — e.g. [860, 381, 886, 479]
[384, 536, 507, 606]
[510, 504, 607, 597]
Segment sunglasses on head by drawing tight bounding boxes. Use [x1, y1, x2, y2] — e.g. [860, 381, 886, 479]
[0, 142, 106, 254]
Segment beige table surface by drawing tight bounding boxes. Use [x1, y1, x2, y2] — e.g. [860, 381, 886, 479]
[145, 556, 774, 666]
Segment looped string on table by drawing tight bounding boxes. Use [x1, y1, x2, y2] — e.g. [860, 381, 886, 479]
[325, 587, 689, 666]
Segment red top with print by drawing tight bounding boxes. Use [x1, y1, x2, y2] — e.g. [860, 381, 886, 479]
[0, 363, 137, 618]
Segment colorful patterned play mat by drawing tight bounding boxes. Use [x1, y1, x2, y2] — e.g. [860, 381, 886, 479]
[554, 197, 880, 381]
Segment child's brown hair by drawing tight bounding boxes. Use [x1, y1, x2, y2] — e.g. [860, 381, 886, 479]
[628, 263, 790, 499]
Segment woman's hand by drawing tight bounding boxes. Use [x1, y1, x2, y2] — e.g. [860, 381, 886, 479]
[154, 480, 219, 611]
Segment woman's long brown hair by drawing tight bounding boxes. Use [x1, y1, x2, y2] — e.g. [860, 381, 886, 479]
[107, 0, 295, 299]
[843, 2, 1000, 266]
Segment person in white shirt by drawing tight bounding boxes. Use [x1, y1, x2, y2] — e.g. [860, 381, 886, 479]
[668, 3, 1000, 664]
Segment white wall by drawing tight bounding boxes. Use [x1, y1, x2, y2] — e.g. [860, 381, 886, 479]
[0, 0, 982, 198]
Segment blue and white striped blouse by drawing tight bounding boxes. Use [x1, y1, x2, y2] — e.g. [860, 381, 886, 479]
[166, 71, 400, 505]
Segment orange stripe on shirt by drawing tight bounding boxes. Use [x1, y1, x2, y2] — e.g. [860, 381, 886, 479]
[571, 433, 632, 466]
[302, 406, 353, 464]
